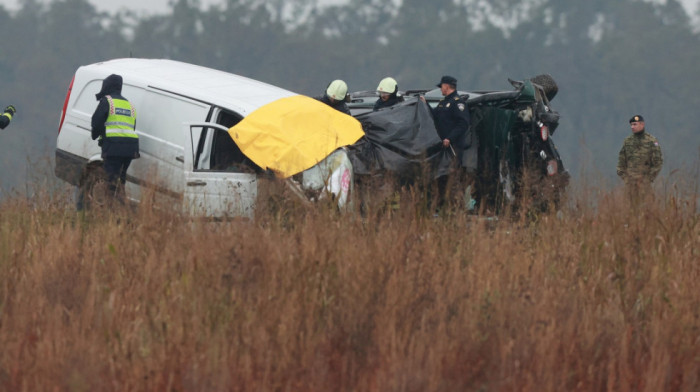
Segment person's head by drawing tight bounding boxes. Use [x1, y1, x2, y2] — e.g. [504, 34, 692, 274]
[629, 114, 645, 134]
[377, 77, 398, 101]
[325, 80, 348, 103]
[436, 75, 457, 96]
[95, 74, 123, 100]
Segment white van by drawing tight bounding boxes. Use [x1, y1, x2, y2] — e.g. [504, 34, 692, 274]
[55, 58, 354, 218]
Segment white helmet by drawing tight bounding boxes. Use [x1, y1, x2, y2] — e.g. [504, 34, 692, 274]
[377, 77, 398, 94]
[326, 80, 348, 100]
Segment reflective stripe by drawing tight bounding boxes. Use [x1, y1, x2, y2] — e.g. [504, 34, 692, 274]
[105, 132, 139, 138]
[106, 121, 137, 127]
[105, 95, 137, 139]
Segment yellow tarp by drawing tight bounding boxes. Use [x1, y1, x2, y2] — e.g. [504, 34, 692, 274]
[228, 95, 364, 178]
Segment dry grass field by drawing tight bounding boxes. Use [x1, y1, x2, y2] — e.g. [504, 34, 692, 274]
[0, 179, 698, 391]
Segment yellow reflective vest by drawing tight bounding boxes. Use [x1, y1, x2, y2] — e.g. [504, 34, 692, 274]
[105, 95, 137, 139]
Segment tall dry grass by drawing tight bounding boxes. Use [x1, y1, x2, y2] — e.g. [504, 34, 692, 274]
[0, 180, 698, 391]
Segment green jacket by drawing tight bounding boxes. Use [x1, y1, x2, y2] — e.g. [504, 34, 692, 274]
[617, 130, 663, 183]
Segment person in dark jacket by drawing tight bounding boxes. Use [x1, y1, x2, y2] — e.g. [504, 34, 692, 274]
[0, 105, 16, 129]
[373, 77, 403, 111]
[423, 75, 473, 213]
[316, 79, 351, 115]
[430, 76, 471, 155]
[91, 74, 139, 205]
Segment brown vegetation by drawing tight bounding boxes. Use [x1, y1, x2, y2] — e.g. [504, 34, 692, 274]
[0, 183, 698, 391]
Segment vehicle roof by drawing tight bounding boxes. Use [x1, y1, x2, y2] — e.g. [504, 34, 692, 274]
[349, 88, 484, 104]
[347, 89, 485, 115]
[80, 58, 297, 116]
[407, 88, 484, 100]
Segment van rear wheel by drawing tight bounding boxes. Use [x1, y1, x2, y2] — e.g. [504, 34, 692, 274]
[77, 167, 108, 211]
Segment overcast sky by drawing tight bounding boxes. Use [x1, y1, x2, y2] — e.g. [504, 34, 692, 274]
[0, 0, 346, 15]
[0, 0, 697, 18]
[0, 0, 224, 14]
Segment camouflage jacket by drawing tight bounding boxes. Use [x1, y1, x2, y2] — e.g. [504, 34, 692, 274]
[617, 130, 663, 183]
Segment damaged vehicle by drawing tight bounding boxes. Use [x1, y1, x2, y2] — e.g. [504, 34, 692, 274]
[347, 74, 569, 213]
[54, 58, 362, 218]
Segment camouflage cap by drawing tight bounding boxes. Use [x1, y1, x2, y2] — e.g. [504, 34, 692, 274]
[629, 115, 644, 123]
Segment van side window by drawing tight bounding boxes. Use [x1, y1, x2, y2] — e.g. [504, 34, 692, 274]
[206, 110, 261, 173]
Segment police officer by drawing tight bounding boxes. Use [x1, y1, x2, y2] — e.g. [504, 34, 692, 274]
[0, 105, 16, 129]
[373, 77, 403, 111]
[431, 76, 470, 154]
[617, 114, 663, 188]
[91, 74, 140, 205]
[316, 79, 351, 115]
[424, 76, 472, 211]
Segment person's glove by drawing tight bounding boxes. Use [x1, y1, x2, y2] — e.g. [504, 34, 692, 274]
[4, 105, 16, 116]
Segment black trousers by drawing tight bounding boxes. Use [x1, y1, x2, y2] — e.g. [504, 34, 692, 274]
[103, 156, 132, 202]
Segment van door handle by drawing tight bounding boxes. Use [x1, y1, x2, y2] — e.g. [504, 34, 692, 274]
[187, 180, 207, 187]
[176, 155, 184, 163]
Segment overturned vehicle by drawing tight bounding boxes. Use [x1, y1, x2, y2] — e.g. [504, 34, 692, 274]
[346, 74, 569, 213]
[54, 58, 362, 219]
[55, 58, 566, 219]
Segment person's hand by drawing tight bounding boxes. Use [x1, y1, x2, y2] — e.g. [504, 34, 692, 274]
[4, 105, 16, 116]
[442, 139, 451, 147]
[419, 96, 426, 103]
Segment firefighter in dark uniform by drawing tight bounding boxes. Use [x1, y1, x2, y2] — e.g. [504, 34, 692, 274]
[91, 74, 140, 205]
[316, 79, 351, 115]
[426, 75, 472, 212]
[373, 77, 404, 111]
[0, 105, 16, 129]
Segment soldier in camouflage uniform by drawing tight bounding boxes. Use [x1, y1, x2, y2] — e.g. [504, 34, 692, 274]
[617, 114, 663, 191]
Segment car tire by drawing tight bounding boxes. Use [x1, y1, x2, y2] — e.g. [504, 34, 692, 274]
[77, 165, 108, 211]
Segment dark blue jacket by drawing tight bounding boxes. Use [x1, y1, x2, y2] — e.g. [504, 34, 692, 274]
[315, 94, 351, 115]
[431, 91, 471, 149]
[0, 114, 10, 129]
[91, 74, 140, 159]
[373, 94, 404, 111]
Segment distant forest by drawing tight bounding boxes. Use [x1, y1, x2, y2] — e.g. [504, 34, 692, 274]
[0, 0, 698, 193]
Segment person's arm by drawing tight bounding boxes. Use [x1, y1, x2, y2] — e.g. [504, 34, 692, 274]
[649, 138, 663, 181]
[447, 103, 470, 146]
[339, 102, 351, 115]
[617, 143, 627, 180]
[419, 96, 435, 117]
[0, 105, 16, 130]
[91, 99, 109, 140]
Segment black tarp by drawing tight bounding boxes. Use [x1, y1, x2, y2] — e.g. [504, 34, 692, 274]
[347, 98, 453, 183]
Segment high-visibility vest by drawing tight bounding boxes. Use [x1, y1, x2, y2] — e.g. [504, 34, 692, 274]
[104, 95, 138, 139]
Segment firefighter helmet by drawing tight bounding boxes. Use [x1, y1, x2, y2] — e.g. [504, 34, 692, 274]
[326, 80, 348, 101]
[377, 77, 398, 94]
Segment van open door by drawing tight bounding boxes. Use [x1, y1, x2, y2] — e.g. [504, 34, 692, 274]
[182, 123, 257, 219]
